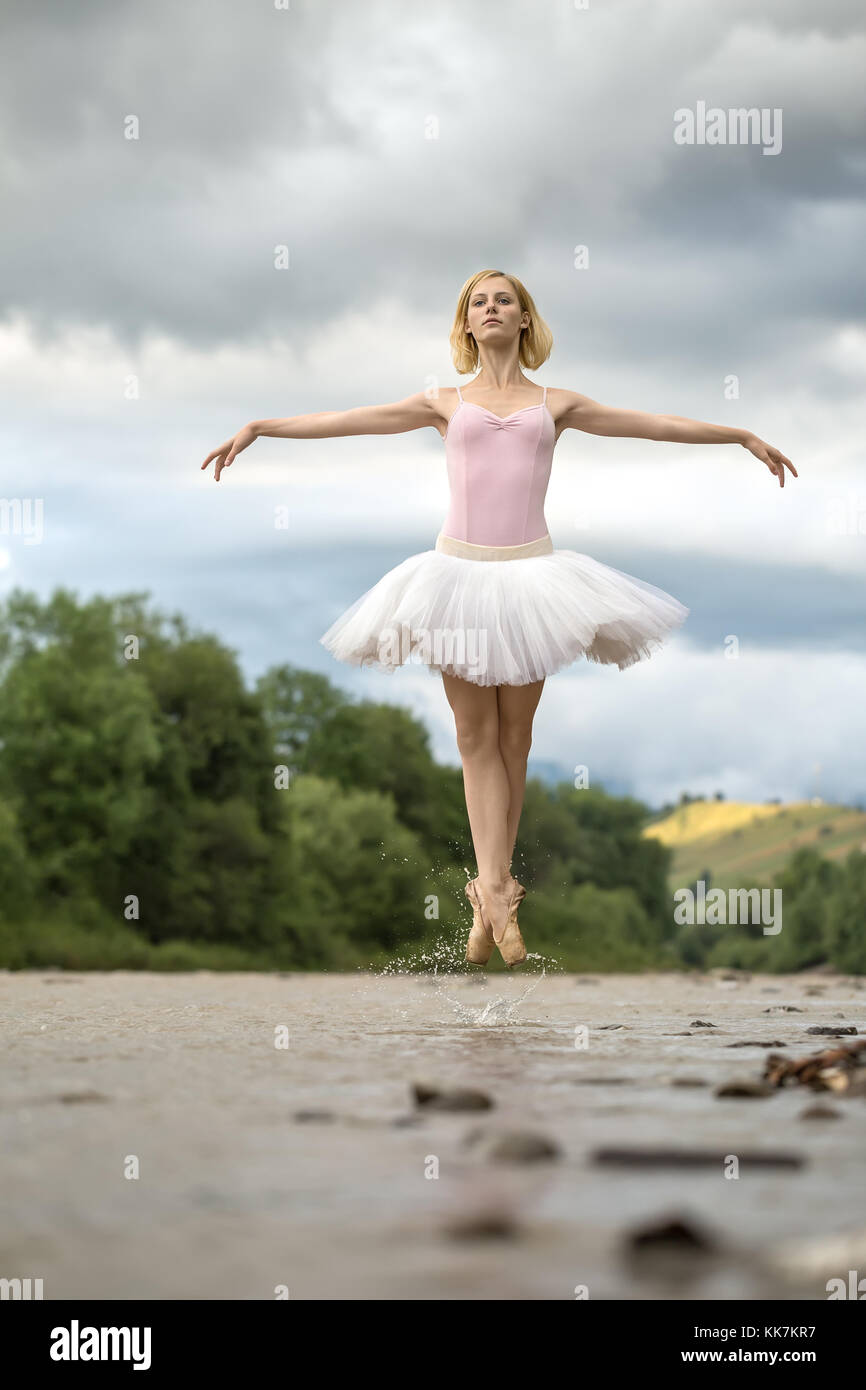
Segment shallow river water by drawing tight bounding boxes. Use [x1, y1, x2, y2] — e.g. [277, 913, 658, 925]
[1, 967, 864, 1300]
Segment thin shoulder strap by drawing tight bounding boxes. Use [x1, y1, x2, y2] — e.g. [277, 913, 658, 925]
[541, 384, 547, 405]
[455, 383, 463, 402]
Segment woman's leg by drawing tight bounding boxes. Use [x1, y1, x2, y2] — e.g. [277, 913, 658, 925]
[442, 673, 545, 942]
[497, 678, 546, 875]
[441, 673, 512, 892]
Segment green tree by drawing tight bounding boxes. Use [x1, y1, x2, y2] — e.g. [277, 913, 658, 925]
[300, 700, 466, 859]
[826, 850, 866, 973]
[282, 774, 433, 955]
[770, 847, 839, 970]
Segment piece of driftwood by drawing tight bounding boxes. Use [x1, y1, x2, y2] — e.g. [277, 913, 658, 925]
[763, 1037, 866, 1089]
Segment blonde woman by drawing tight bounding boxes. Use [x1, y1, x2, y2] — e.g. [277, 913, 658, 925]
[202, 269, 796, 969]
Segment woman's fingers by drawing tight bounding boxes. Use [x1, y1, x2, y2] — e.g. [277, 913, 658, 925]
[201, 425, 257, 480]
[201, 443, 233, 480]
[201, 443, 229, 472]
[753, 440, 797, 487]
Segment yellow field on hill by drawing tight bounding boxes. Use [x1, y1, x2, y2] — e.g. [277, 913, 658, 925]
[643, 799, 866, 890]
[644, 799, 796, 846]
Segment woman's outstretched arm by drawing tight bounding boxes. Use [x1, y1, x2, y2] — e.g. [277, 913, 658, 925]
[201, 392, 440, 481]
[556, 389, 797, 488]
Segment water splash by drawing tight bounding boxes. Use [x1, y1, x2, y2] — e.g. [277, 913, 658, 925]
[378, 936, 468, 976]
[372, 867, 566, 983]
[429, 965, 550, 1026]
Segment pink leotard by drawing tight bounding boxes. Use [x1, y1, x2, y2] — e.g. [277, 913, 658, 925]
[440, 383, 554, 547]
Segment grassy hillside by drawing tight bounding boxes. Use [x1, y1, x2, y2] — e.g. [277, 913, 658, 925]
[644, 799, 866, 891]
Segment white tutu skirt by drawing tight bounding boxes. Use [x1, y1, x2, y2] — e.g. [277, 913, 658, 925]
[319, 532, 689, 687]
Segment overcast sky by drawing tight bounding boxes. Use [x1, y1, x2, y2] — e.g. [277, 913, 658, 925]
[2, 0, 864, 809]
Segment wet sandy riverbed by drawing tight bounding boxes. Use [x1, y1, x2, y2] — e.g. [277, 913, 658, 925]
[1, 967, 864, 1300]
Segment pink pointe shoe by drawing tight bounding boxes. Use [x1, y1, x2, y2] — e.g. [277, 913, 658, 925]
[465, 878, 494, 965]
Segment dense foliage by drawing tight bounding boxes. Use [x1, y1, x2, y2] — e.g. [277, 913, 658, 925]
[1, 589, 861, 972]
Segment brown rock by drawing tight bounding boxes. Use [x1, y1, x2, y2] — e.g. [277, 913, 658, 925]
[805, 1025, 858, 1036]
[465, 1129, 561, 1163]
[594, 1146, 800, 1168]
[626, 1215, 718, 1251]
[713, 1078, 775, 1098]
[799, 1104, 843, 1120]
[444, 1210, 518, 1240]
[412, 1083, 493, 1111]
[574, 1075, 632, 1085]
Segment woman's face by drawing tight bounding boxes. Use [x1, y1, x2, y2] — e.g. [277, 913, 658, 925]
[464, 278, 528, 344]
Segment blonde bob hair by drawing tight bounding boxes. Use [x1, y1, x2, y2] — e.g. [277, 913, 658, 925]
[450, 269, 553, 375]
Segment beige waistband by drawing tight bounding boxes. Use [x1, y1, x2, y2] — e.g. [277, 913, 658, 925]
[435, 531, 554, 561]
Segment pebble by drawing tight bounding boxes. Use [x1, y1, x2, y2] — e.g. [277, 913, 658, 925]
[595, 1146, 803, 1169]
[713, 1078, 776, 1098]
[573, 1075, 632, 1085]
[625, 1214, 718, 1251]
[444, 1210, 518, 1240]
[463, 1128, 561, 1163]
[805, 1026, 858, 1036]
[799, 1104, 843, 1121]
[412, 1082, 493, 1111]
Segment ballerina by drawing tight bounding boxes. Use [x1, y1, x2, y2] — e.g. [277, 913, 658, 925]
[201, 268, 796, 969]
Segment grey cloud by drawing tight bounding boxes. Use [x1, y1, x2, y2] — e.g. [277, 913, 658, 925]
[1, 0, 863, 379]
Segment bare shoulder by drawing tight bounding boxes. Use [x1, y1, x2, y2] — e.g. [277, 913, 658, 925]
[430, 386, 461, 440]
[547, 387, 601, 437]
[383, 390, 454, 436]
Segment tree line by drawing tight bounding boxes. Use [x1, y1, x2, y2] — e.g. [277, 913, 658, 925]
[1, 588, 862, 972]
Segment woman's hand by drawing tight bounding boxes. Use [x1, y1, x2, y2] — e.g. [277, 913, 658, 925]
[741, 434, 798, 488]
[200, 423, 258, 482]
